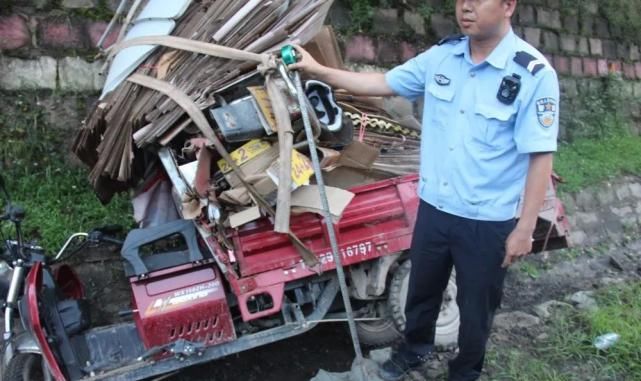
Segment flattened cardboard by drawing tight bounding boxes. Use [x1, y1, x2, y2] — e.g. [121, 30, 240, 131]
[219, 187, 252, 206]
[317, 147, 341, 171]
[219, 176, 277, 206]
[290, 185, 355, 221]
[303, 26, 344, 69]
[323, 166, 388, 190]
[337, 141, 380, 169]
[229, 206, 261, 228]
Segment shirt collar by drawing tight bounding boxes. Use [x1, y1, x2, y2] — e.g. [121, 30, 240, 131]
[452, 28, 516, 69]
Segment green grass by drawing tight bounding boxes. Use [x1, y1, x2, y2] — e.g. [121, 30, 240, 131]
[542, 282, 641, 379]
[581, 283, 641, 375]
[0, 165, 133, 253]
[485, 349, 574, 381]
[486, 282, 641, 380]
[516, 260, 541, 279]
[554, 135, 641, 193]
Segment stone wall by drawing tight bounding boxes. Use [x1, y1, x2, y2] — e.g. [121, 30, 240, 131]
[562, 176, 641, 247]
[0, 0, 640, 245]
[329, 0, 641, 138]
[0, 0, 118, 91]
[1, 0, 640, 136]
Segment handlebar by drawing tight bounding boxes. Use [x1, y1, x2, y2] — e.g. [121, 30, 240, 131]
[54, 229, 125, 262]
[96, 235, 124, 246]
[87, 230, 124, 246]
[54, 233, 89, 261]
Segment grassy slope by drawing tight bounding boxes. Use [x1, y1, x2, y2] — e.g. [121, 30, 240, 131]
[0, 166, 133, 252]
[554, 135, 641, 193]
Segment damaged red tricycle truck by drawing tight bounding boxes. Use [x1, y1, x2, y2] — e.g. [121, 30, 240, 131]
[0, 1, 571, 381]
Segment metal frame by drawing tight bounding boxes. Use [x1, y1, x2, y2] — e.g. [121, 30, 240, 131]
[13, 174, 571, 381]
[83, 277, 339, 381]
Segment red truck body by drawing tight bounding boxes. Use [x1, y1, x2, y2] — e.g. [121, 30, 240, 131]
[19, 173, 570, 381]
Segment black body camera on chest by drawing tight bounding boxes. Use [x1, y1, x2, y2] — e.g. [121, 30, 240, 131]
[497, 74, 521, 105]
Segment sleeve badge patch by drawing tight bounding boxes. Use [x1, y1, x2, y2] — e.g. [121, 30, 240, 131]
[536, 98, 557, 128]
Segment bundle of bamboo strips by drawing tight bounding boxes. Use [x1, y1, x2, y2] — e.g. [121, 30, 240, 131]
[73, 0, 332, 203]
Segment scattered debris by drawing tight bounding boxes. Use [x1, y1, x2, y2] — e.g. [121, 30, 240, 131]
[609, 255, 625, 271]
[533, 300, 572, 320]
[593, 332, 620, 351]
[567, 290, 598, 312]
[493, 311, 541, 331]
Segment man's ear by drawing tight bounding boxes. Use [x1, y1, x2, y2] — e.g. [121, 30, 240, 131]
[504, 0, 517, 18]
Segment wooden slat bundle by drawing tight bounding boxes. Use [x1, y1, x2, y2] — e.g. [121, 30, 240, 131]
[73, 0, 332, 203]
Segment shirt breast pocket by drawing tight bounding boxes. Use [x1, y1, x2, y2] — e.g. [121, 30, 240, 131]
[426, 82, 455, 128]
[472, 102, 517, 149]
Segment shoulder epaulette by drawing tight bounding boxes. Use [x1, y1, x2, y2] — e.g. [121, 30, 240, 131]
[437, 34, 465, 46]
[513, 51, 546, 75]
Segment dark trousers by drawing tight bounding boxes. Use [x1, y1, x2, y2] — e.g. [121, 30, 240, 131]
[403, 201, 515, 381]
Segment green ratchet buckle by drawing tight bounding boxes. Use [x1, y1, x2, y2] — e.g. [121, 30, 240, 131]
[281, 45, 299, 65]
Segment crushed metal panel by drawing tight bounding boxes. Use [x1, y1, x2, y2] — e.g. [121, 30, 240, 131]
[100, 0, 191, 99]
[100, 19, 176, 98]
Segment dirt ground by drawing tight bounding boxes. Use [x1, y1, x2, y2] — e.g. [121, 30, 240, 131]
[159, 238, 640, 381]
[69, 238, 641, 381]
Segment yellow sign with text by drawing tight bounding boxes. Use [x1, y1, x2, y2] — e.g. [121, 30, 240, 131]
[291, 150, 314, 187]
[217, 139, 271, 174]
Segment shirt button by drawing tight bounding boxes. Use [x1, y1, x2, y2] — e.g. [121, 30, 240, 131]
[459, 110, 465, 114]
[443, 182, 448, 187]
[449, 146, 454, 151]
[470, 72, 476, 77]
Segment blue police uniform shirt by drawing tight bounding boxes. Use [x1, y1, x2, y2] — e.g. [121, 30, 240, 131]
[385, 28, 559, 221]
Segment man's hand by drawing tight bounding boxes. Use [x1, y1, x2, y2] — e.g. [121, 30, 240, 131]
[283, 45, 394, 97]
[502, 153, 553, 268]
[502, 227, 533, 268]
[288, 45, 325, 77]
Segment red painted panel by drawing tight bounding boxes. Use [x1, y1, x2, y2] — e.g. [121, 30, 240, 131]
[131, 264, 236, 350]
[233, 175, 420, 277]
[26, 263, 67, 381]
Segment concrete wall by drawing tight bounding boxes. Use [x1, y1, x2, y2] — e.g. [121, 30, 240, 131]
[562, 177, 641, 247]
[1, 0, 640, 245]
[1, 0, 640, 134]
[0, 0, 118, 91]
[329, 0, 641, 137]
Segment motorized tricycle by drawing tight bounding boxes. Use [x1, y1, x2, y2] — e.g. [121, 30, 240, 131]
[0, 171, 570, 381]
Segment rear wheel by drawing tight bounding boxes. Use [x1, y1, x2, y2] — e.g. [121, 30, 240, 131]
[355, 302, 399, 348]
[5, 353, 47, 381]
[356, 260, 460, 349]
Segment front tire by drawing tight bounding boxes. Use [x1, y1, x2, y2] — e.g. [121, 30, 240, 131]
[5, 353, 47, 381]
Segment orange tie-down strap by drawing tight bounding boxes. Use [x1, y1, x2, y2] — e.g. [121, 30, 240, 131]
[126, 73, 319, 268]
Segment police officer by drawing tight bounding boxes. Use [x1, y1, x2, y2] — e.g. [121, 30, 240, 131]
[290, 0, 558, 380]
